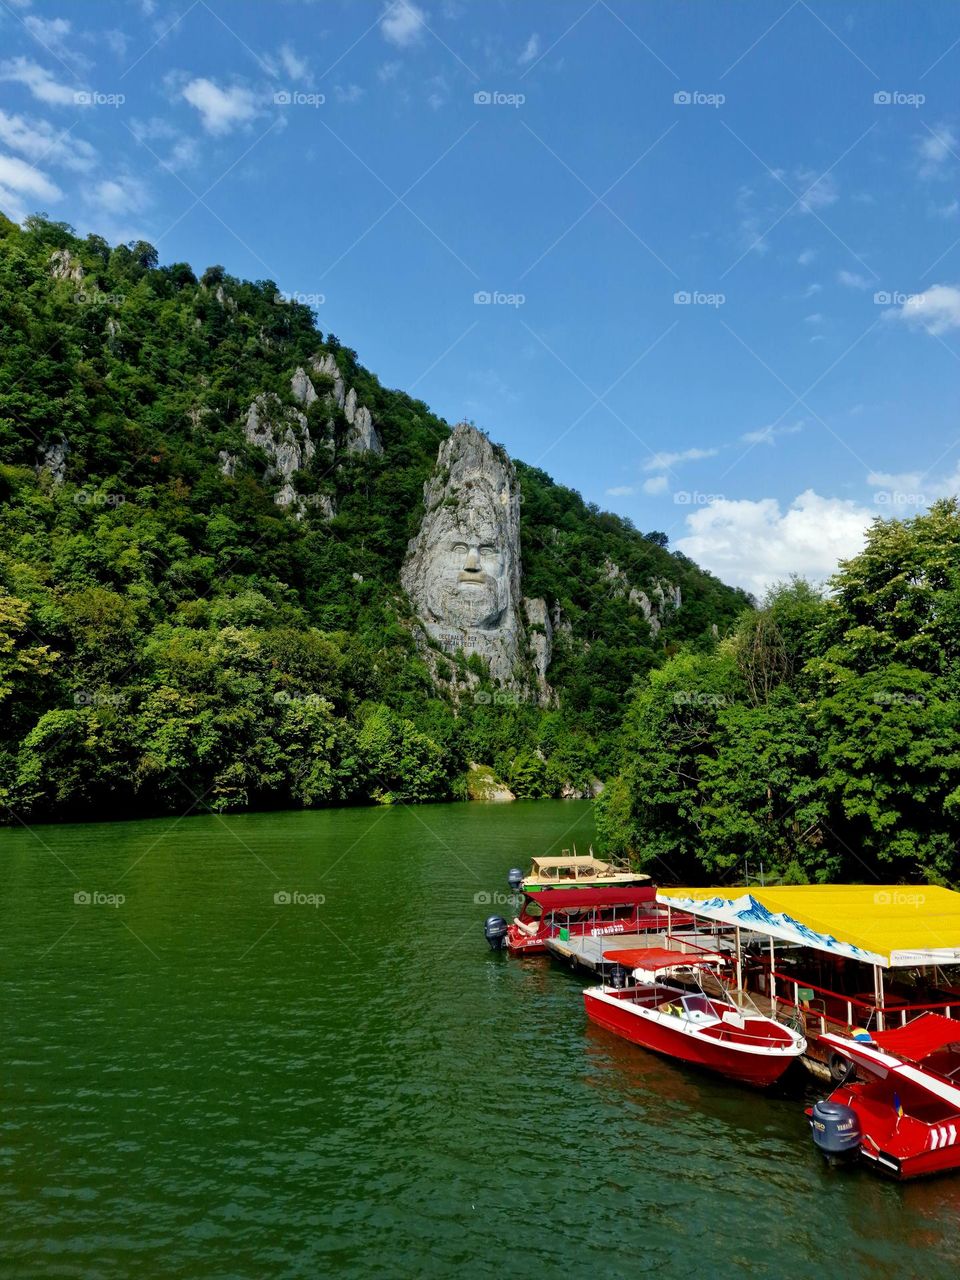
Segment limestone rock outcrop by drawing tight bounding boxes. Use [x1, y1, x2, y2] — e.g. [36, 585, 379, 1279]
[523, 596, 553, 695]
[603, 557, 680, 637]
[291, 367, 317, 407]
[243, 393, 315, 519]
[402, 423, 524, 687]
[49, 249, 84, 283]
[37, 436, 69, 485]
[310, 353, 382, 454]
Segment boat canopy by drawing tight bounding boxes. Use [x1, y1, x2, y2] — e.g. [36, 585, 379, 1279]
[822, 1032, 960, 1112]
[602, 946, 725, 971]
[872, 1013, 960, 1063]
[656, 885, 960, 968]
[525, 886, 656, 909]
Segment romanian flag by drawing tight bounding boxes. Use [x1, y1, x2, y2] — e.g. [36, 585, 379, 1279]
[893, 1092, 904, 1118]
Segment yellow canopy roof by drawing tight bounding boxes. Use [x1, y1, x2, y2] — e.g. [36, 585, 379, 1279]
[657, 885, 960, 968]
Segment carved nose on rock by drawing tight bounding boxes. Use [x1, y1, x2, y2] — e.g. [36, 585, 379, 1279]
[463, 547, 480, 572]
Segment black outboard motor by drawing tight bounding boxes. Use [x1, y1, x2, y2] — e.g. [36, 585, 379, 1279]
[484, 915, 509, 950]
[606, 963, 630, 989]
[507, 868, 524, 892]
[810, 1099, 862, 1164]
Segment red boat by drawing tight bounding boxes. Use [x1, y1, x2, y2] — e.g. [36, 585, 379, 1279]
[583, 947, 807, 1087]
[506, 885, 662, 955]
[810, 1015, 960, 1179]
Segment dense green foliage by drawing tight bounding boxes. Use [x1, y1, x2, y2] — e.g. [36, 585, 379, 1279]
[596, 505, 960, 883]
[0, 214, 749, 821]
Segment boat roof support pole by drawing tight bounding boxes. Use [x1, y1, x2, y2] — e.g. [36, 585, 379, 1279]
[769, 935, 776, 1005]
[876, 965, 885, 1033]
[735, 926, 743, 994]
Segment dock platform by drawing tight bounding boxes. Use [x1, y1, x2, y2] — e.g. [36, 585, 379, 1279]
[545, 930, 733, 973]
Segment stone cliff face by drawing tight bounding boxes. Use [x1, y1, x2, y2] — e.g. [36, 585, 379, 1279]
[603, 557, 681, 637]
[401, 423, 552, 700]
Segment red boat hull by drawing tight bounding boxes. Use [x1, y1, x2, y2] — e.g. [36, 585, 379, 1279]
[584, 990, 798, 1088]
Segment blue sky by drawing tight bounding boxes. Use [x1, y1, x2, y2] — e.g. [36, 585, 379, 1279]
[1, 0, 959, 593]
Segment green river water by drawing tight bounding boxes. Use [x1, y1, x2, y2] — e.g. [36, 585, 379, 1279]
[2, 799, 959, 1279]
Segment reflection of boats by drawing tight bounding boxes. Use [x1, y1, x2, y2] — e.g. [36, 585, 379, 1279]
[809, 1015, 960, 1179]
[509, 851, 649, 892]
[583, 947, 806, 1087]
[506, 885, 661, 955]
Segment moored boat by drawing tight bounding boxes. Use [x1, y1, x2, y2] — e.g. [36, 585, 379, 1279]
[508, 850, 649, 893]
[506, 884, 661, 955]
[809, 1015, 960, 1179]
[583, 946, 806, 1087]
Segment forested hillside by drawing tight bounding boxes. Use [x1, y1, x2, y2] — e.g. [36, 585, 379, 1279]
[596, 503, 960, 884]
[0, 213, 749, 821]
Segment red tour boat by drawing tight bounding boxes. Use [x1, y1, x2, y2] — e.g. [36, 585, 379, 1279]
[810, 1015, 960, 1179]
[583, 947, 807, 1087]
[506, 885, 661, 955]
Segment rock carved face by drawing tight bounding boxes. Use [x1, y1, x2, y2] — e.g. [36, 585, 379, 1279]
[422, 500, 509, 630]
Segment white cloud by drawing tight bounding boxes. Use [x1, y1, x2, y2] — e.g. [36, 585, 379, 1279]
[518, 33, 540, 65]
[802, 282, 822, 297]
[381, 1, 426, 47]
[677, 490, 872, 596]
[867, 469, 923, 491]
[130, 116, 199, 169]
[0, 150, 61, 200]
[105, 29, 130, 59]
[642, 475, 669, 495]
[886, 283, 960, 336]
[642, 446, 718, 472]
[794, 169, 838, 212]
[837, 269, 870, 289]
[0, 57, 78, 106]
[804, 312, 823, 325]
[378, 60, 401, 82]
[23, 16, 83, 66]
[334, 83, 364, 104]
[605, 484, 635, 497]
[917, 123, 957, 178]
[933, 198, 959, 220]
[279, 44, 308, 81]
[87, 175, 147, 216]
[740, 422, 803, 446]
[0, 109, 96, 171]
[797, 248, 816, 265]
[182, 78, 258, 135]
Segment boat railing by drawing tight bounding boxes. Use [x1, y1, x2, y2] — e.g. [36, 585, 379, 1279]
[768, 969, 958, 1034]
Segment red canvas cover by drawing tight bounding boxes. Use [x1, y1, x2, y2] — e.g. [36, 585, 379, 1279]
[602, 946, 725, 970]
[525, 886, 657, 910]
[872, 1013, 960, 1062]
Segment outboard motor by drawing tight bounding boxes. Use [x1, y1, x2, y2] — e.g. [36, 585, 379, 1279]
[810, 1099, 861, 1163]
[607, 963, 630, 990]
[484, 915, 509, 951]
[507, 868, 524, 892]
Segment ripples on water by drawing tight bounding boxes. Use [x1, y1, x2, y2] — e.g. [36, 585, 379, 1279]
[2, 801, 959, 1279]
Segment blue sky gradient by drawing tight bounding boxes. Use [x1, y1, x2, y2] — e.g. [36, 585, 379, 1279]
[1, 0, 958, 591]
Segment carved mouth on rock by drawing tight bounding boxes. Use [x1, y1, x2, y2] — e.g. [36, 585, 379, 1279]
[457, 572, 494, 586]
